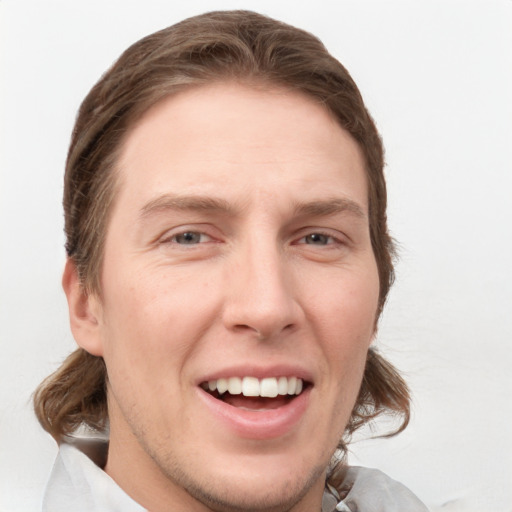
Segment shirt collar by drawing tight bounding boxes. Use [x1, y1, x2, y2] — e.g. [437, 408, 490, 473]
[43, 441, 145, 512]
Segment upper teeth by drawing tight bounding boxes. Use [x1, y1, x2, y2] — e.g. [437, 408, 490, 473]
[203, 376, 304, 397]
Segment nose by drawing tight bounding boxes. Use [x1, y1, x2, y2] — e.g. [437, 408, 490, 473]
[222, 240, 303, 340]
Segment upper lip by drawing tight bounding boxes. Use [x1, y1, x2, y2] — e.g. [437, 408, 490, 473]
[196, 364, 314, 386]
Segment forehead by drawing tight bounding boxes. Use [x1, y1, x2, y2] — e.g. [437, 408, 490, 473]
[114, 82, 368, 213]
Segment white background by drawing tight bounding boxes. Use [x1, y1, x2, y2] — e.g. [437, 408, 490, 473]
[1, 1, 511, 511]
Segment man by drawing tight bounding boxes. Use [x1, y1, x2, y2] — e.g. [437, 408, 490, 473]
[34, 10, 428, 511]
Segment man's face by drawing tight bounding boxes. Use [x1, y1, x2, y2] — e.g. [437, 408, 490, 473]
[85, 82, 380, 511]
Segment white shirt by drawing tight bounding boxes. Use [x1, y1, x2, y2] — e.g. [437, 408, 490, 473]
[43, 442, 429, 511]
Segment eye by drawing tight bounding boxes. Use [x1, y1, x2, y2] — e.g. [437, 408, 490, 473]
[168, 231, 212, 245]
[303, 233, 331, 245]
[298, 232, 338, 246]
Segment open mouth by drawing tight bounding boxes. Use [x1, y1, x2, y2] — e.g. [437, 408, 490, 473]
[200, 376, 309, 411]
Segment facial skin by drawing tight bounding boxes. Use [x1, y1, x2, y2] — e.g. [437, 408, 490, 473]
[65, 82, 380, 512]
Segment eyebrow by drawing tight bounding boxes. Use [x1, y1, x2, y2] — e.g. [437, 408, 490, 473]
[292, 197, 367, 220]
[139, 193, 366, 221]
[140, 194, 237, 219]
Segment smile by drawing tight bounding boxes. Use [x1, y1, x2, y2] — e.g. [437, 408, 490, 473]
[201, 376, 304, 397]
[197, 373, 312, 437]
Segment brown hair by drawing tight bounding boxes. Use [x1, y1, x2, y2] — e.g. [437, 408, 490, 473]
[34, 8, 409, 477]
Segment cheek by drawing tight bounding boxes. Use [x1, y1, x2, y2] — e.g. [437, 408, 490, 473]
[98, 261, 221, 371]
[317, 262, 379, 342]
[316, 260, 379, 397]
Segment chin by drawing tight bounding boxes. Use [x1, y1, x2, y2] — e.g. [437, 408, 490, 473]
[158, 450, 327, 512]
[182, 467, 324, 512]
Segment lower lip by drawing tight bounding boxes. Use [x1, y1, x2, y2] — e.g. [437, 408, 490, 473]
[197, 387, 311, 440]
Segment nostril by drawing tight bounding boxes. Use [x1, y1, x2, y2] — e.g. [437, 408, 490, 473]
[230, 321, 296, 341]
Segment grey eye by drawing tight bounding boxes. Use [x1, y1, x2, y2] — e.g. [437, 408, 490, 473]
[304, 233, 330, 245]
[174, 232, 203, 244]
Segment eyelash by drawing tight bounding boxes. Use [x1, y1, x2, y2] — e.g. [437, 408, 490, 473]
[160, 228, 345, 249]
[161, 230, 214, 246]
[295, 232, 342, 246]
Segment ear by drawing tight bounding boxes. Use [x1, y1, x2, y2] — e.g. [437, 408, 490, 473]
[62, 258, 104, 357]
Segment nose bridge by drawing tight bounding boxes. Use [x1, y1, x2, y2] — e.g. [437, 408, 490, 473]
[223, 230, 299, 339]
